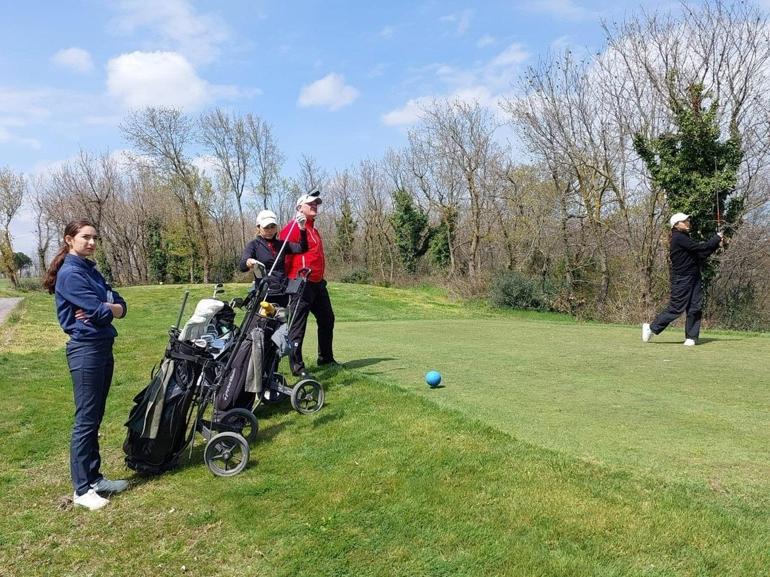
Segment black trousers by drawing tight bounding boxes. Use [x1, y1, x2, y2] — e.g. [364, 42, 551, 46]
[288, 280, 335, 373]
[67, 338, 114, 496]
[650, 275, 704, 340]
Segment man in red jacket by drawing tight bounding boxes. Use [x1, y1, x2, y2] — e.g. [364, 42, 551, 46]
[280, 188, 339, 377]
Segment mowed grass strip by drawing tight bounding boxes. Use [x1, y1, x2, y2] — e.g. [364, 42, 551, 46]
[329, 318, 770, 494]
[0, 284, 768, 576]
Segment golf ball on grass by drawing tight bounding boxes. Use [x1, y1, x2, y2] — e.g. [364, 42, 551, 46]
[425, 370, 442, 387]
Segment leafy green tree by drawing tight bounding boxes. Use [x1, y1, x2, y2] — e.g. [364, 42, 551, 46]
[95, 251, 114, 284]
[334, 197, 357, 265]
[144, 216, 168, 283]
[633, 82, 743, 241]
[390, 189, 430, 274]
[428, 207, 457, 270]
[13, 252, 31, 272]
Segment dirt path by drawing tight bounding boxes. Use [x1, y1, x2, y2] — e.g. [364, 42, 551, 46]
[0, 298, 22, 325]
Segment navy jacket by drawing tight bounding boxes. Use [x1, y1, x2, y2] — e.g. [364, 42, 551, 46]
[239, 230, 308, 293]
[670, 230, 722, 278]
[55, 254, 127, 341]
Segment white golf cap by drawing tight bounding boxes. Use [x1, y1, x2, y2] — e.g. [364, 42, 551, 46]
[669, 212, 689, 227]
[295, 187, 322, 208]
[256, 209, 278, 227]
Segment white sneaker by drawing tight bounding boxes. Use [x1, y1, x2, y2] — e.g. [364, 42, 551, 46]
[91, 478, 129, 494]
[683, 338, 696, 346]
[73, 489, 109, 510]
[642, 323, 653, 342]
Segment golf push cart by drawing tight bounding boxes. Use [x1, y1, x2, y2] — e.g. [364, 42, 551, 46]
[123, 264, 324, 478]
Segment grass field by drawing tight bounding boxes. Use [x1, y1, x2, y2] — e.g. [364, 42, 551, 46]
[1, 282, 768, 576]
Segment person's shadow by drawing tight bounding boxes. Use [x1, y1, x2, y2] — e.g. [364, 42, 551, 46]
[341, 357, 396, 369]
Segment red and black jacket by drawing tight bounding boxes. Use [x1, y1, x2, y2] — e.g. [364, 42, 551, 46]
[280, 220, 325, 282]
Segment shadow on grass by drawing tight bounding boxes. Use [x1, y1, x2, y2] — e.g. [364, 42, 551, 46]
[697, 337, 741, 344]
[340, 357, 396, 369]
[311, 409, 344, 428]
[651, 337, 741, 345]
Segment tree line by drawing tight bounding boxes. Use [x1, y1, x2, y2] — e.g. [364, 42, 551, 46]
[1, 0, 768, 330]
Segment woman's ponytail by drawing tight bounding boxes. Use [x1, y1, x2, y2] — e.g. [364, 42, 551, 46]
[42, 219, 96, 294]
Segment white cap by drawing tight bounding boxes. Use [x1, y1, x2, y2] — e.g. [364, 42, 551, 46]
[669, 212, 689, 227]
[295, 187, 322, 209]
[256, 209, 278, 227]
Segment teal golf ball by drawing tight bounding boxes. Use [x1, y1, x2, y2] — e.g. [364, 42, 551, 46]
[425, 370, 442, 387]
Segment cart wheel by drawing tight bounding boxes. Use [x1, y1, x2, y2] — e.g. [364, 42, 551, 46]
[204, 432, 249, 477]
[290, 378, 325, 414]
[220, 408, 259, 443]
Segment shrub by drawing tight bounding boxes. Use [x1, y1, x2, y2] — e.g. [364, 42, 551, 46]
[340, 268, 372, 285]
[489, 271, 551, 311]
[16, 277, 45, 292]
[210, 256, 237, 284]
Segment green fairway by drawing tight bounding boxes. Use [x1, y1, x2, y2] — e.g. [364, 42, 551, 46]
[1, 283, 768, 576]
[330, 318, 770, 494]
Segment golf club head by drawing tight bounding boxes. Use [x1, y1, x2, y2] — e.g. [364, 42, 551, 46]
[253, 260, 267, 279]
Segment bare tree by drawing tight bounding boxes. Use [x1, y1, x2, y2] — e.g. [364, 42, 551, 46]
[28, 174, 54, 274]
[0, 166, 26, 288]
[601, 0, 770, 317]
[419, 100, 504, 280]
[356, 159, 395, 282]
[48, 150, 118, 232]
[296, 154, 327, 194]
[245, 114, 284, 211]
[122, 107, 213, 282]
[200, 108, 251, 244]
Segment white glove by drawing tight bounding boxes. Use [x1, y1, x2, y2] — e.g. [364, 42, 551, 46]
[296, 212, 307, 230]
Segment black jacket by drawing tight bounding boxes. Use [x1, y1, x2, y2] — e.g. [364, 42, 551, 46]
[239, 230, 308, 293]
[669, 230, 721, 278]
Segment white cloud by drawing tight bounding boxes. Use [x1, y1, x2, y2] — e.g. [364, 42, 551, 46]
[549, 35, 592, 60]
[382, 41, 530, 127]
[297, 73, 360, 111]
[521, 0, 593, 21]
[489, 43, 529, 69]
[52, 48, 94, 74]
[0, 88, 52, 124]
[477, 34, 496, 48]
[379, 25, 395, 39]
[0, 87, 54, 147]
[110, 0, 229, 65]
[107, 51, 211, 110]
[368, 63, 388, 78]
[191, 154, 221, 177]
[381, 97, 432, 126]
[440, 9, 473, 35]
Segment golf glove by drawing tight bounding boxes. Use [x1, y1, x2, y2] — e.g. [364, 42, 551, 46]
[296, 212, 307, 229]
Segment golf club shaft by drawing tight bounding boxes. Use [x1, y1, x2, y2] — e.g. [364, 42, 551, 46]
[174, 290, 190, 329]
[268, 218, 298, 278]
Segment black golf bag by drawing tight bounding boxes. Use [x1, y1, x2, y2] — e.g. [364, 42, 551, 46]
[214, 312, 263, 413]
[123, 339, 206, 475]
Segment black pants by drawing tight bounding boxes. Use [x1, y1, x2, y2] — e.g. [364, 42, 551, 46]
[651, 275, 704, 340]
[66, 338, 114, 496]
[288, 280, 335, 373]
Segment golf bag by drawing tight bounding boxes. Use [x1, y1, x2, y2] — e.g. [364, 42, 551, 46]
[123, 339, 204, 475]
[214, 313, 264, 413]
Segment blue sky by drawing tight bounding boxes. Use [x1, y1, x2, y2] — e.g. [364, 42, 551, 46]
[2, 0, 677, 253]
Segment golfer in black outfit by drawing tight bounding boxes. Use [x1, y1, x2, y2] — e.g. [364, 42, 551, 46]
[642, 212, 723, 346]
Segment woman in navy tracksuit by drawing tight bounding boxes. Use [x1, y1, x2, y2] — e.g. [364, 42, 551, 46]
[43, 220, 128, 511]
